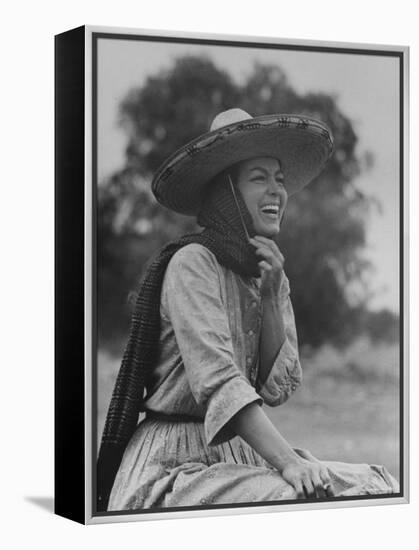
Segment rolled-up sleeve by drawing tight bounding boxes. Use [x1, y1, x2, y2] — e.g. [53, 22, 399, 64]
[163, 244, 262, 446]
[257, 276, 303, 406]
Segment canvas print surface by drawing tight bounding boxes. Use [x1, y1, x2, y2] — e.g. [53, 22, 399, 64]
[92, 30, 404, 519]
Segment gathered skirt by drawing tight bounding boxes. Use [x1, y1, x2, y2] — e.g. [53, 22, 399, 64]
[108, 417, 399, 511]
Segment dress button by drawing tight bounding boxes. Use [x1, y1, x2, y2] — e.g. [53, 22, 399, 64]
[246, 356, 252, 366]
[248, 330, 254, 336]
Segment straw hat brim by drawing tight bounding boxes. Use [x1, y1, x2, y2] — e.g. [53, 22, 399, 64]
[152, 114, 334, 216]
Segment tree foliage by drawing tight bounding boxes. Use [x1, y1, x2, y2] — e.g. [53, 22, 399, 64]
[98, 55, 382, 351]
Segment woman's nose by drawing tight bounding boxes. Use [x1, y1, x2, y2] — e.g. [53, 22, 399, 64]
[267, 177, 279, 194]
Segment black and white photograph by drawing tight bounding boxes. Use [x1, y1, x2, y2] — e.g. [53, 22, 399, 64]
[92, 28, 406, 520]
[5, 0, 419, 545]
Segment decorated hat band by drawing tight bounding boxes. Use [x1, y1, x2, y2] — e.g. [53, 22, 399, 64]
[152, 108, 334, 216]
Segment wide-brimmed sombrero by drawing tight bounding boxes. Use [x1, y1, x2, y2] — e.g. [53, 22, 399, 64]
[152, 108, 334, 216]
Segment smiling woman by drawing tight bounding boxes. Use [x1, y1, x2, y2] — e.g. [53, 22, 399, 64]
[97, 108, 399, 512]
[235, 157, 288, 237]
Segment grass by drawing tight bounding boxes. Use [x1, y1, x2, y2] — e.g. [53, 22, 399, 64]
[97, 337, 400, 480]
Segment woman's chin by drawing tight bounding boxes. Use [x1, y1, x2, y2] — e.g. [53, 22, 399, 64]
[257, 224, 280, 238]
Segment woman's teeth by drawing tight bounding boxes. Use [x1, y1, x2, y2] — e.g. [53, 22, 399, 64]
[261, 204, 279, 216]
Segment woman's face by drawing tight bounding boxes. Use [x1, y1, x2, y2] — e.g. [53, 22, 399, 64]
[235, 157, 288, 238]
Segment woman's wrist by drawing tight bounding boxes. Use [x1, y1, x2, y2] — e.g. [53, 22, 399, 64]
[231, 403, 302, 474]
[269, 445, 304, 474]
[258, 276, 287, 384]
[260, 287, 279, 300]
[260, 270, 285, 299]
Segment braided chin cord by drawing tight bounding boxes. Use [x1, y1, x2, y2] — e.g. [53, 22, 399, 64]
[97, 176, 259, 511]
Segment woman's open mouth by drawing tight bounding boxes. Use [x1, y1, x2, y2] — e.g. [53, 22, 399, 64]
[260, 204, 280, 219]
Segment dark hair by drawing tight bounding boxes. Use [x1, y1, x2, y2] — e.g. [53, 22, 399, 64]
[207, 162, 241, 191]
[224, 162, 242, 187]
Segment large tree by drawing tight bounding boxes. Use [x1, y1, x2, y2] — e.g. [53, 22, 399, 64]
[98, 56, 375, 350]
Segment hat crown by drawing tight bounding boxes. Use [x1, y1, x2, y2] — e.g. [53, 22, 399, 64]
[210, 108, 252, 131]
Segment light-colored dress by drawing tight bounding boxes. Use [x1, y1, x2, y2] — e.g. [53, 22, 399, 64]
[108, 244, 398, 510]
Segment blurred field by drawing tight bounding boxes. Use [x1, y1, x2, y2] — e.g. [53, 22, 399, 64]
[97, 337, 400, 480]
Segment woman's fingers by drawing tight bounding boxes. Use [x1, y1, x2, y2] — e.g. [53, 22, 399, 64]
[255, 249, 281, 270]
[253, 246, 274, 260]
[249, 239, 284, 269]
[326, 484, 336, 497]
[311, 470, 327, 498]
[252, 236, 284, 262]
[292, 478, 306, 499]
[319, 467, 330, 484]
[283, 462, 335, 500]
[258, 260, 272, 272]
[301, 474, 315, 498]
[284, 461, 335, 500]
[319, 468, 335, 497]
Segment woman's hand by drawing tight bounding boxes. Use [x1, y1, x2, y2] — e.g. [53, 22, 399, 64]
[230, 403, 336, 501]
[249, 236, 285, 297]
[281, 457, 335, 499]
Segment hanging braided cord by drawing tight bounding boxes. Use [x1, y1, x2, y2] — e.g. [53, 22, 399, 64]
[97, 176, 259, 511]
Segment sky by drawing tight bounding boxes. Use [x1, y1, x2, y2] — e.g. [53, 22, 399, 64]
[97, 37, 400, 313]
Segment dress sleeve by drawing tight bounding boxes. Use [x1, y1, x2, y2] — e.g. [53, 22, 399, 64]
[256, 275, 303, 406]
[162, 244, 263, 446]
